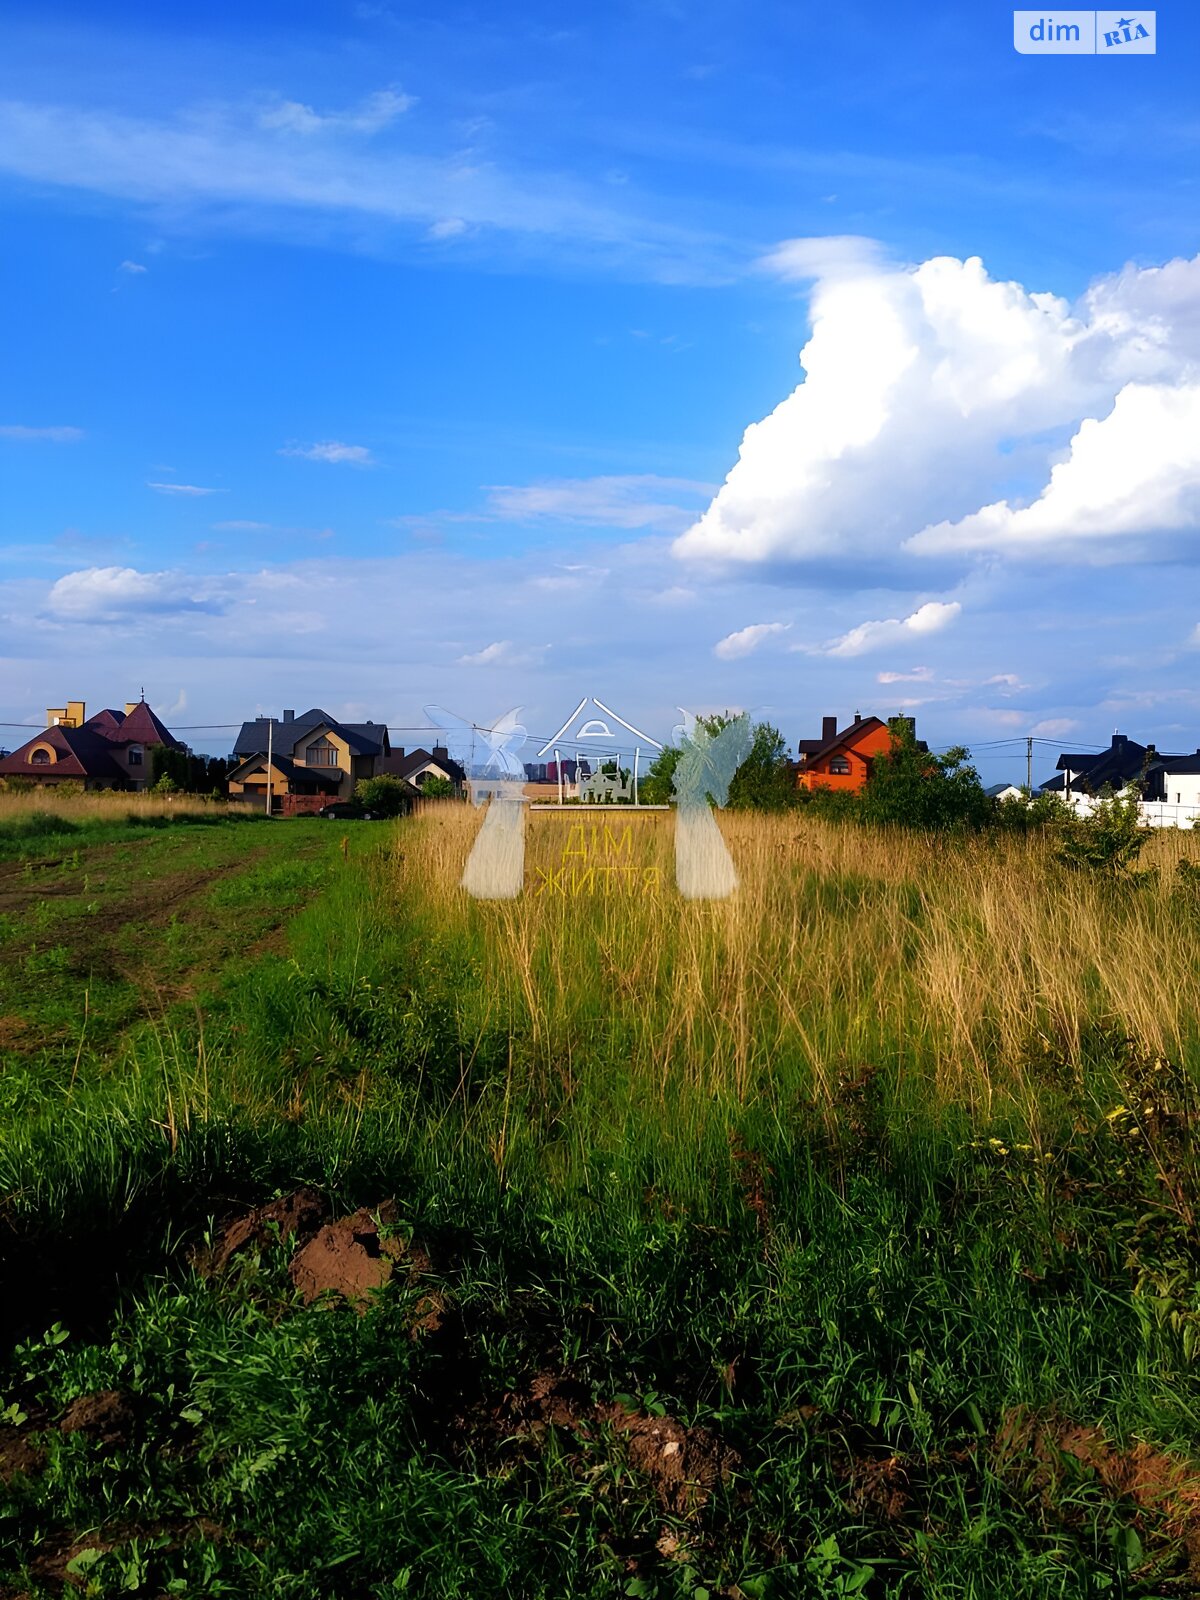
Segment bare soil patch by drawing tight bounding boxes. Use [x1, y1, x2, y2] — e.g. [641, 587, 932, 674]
[195, 1186, 329, 1275]
[289, 1199, 431, 1310]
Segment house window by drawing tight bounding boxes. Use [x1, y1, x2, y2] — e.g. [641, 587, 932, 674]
[30, 747, 52, 764]
[305, 737, 339, 767]
[829, 755, 851, 775]
[128, 746, 143, 767]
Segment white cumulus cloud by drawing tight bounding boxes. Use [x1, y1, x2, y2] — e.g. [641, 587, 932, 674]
[713, 622, 790, 660]
[674, 247, 1200, 570]
[47, 566, 227, 622]
[907, 383, 1200, 556]
[457, 640, 548, 667]
[825, 601, 961, 658]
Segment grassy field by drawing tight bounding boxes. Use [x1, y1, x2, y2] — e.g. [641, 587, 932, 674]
[2, 805, 1200, 1598]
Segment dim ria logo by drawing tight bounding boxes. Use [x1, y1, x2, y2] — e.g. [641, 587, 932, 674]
[1013, 10, 1155, 52]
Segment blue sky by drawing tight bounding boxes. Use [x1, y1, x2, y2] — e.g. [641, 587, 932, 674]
[1, 1, 1198, 782]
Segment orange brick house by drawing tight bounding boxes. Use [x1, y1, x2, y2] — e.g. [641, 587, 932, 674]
[795, 714, 926, 794]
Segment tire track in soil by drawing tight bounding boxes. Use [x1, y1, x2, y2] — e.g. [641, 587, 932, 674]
[0, 831, 333, 1050]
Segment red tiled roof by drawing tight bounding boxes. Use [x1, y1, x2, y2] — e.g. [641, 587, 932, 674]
[115, 701, 183, 749]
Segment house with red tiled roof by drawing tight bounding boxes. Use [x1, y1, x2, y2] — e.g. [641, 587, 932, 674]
[0, 697, 185, 792]
[795, 713, 928, 794]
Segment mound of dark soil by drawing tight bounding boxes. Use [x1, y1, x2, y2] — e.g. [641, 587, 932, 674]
[288, 1200, 429, 1310]
[196, 1186, 329, 1275]
[59, 1389, 134, 1447]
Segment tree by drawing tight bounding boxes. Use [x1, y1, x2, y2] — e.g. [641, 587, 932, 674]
[859, 721, 992, 830]
[639, 715, 796, 811]
[419, 775, 457, 799]
[355, 774, 417, 815]
[639, 744, 681, 805]
[726, 720, 796, 812]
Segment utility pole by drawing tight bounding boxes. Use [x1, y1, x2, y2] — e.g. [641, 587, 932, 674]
[266, 716, 273, 818]
[1026, 735, 1033, 794]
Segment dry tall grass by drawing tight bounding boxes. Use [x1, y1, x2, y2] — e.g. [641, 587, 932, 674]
[394, 807, 1200, 1136]
[0, 788, 233, 825]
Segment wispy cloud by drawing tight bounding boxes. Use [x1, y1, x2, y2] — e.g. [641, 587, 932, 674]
[279, 440, 375, 465]
[119, 259, 147, 273]
[1, 424, 84, 442]
[877, 666, 934, 684]
[258, 88, 415, 136]
[757, 234, 888, 282]
[147, 481, 221, 496]
[487, 474, 713, 532]
[0, 97, 729, 280]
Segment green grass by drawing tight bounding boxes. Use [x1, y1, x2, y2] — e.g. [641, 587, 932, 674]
[2, 814, 1200, 1597]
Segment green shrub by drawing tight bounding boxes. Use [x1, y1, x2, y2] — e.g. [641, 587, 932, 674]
[1057, 783, 1150, 875]
[355, 774, 416, 815]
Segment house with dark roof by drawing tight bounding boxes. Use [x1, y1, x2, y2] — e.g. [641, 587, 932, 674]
[0, 697, 185, 792]
[795, 713, 928, 794]
[377, 746, 466, 791]
[226, 708, 397, 812]
[1143, 750, 1200, 821]
[1037, 732, 1200, 828]
[1039, 733, 1171, 800]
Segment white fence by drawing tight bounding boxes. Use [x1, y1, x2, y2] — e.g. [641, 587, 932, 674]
[1063, 794, 1199, 830]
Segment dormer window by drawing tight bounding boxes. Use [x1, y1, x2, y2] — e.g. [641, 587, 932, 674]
[305, 736, 338, 768]
[30, 746, 53, 765]
[128, 746, 143, 767]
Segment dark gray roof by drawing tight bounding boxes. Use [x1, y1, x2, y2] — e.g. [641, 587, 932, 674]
[227, 752, 340, 791]
[232, 709, 388, 759]
[379, 747, 465, 784]
[1054, 752, 1101, 772]
[1151, 751, 1200, 776]
[1050, 735, 1187, 796]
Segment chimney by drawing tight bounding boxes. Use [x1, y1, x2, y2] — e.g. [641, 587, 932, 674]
[1113, 733, 1127, 748]
[283, 709, 294, 722]
[393, 746, 404, 759]
[125, 703, 138, 716]
[822, 715, 837, 742]
[432, 743, 448, 761]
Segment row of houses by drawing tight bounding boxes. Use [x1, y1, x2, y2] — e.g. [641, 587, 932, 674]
[3, 695, 1199, 826]
[225, 709, 464, 814]
[0, 700, 465, 813]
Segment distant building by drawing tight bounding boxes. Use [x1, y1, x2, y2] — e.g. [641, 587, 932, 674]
[1040, 731, 1199, 828]
[377, 745, 466, 790]
[1039, 733, 1164, 798]
[0, 696, 184, 792]
[227, 707, 395, 813]
[795, 713, 927, 794]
